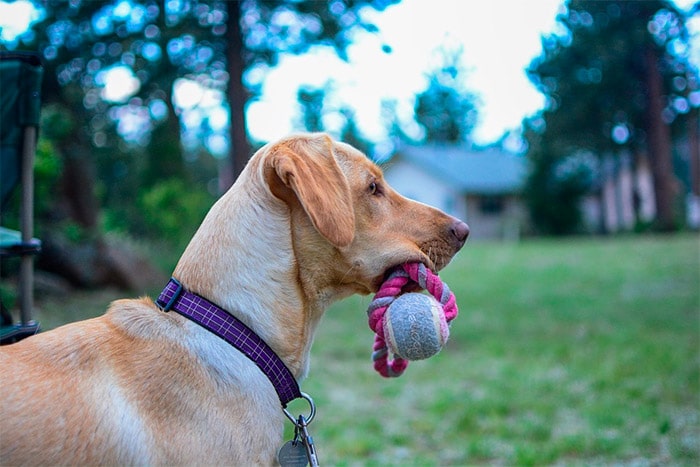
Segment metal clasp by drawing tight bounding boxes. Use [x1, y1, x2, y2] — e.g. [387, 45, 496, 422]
[283, 392, 316, 425]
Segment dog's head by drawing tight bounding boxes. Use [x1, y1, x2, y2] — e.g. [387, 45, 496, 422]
[260, 133, 469, 297]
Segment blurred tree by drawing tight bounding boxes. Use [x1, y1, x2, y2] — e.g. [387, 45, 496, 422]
[297, 85, 327, 133]
[6, 1, 226, 236]
[10, 0, 399, 211]
[525, 0, 698, 234]
[3, 0, 399, 230]
[225, 0, 399, 184]
[413, 46, 479, 144]
[339, 107, 372, 156]
[295, 83, 373, 155]
[380, 98, 417, 146]
[3, 0, 400, 287]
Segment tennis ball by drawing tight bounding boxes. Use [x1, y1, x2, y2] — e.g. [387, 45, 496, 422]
[382, 293, 449, 361]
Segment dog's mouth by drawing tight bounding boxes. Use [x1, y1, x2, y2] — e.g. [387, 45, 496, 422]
[373, 258, 436, 293]
[370, 239, 461, 293]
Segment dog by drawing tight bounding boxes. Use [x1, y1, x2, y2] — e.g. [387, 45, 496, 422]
[0, 133, 468, 465]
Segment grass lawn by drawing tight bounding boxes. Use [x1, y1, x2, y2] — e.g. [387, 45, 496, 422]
[298, 234, 699, 465]
[24, 234, 700, 465]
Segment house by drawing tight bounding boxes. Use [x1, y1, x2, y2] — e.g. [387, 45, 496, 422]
[383, 144, 528, 240]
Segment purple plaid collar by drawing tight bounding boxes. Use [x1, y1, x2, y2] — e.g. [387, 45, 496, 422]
[156, 278, 302, 407]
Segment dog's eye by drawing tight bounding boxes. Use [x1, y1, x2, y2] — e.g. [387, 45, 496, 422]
[369, 181, 379, 195]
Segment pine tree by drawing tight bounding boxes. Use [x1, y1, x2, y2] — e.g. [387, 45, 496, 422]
[525, 0, 698, 234]
[413, 46, 479, 144]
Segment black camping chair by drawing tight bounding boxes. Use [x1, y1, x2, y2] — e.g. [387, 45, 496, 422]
[0, 51, 43, 344]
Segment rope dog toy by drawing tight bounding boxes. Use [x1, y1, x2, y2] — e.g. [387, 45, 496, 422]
[367, 263, 458, 377]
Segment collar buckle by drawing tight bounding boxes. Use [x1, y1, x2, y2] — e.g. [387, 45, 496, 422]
[156, 278, 183, 312]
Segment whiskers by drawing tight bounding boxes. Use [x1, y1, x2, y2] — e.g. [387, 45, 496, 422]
[421, 243, 449, 272]
[426, 246, 437, 269]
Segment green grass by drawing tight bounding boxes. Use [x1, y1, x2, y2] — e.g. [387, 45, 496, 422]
[24, 234, 700, 465]
[298, 234, 699, 465]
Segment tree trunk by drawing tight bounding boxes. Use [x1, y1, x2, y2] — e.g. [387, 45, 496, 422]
[689, 108, 699, 198]
[60, 144, 99, 232]
[645, 46, 677, 231]
[144, 98, 186, 186]
[225, 1, 252, 191]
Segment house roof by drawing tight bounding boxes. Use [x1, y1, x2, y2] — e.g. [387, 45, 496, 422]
[390, 144, 528, 195]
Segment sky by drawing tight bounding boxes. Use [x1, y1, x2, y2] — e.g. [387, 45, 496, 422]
[247, 0, 564, 146]
[1, 0, 698, 151]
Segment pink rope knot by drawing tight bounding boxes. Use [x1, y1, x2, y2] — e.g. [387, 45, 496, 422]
[367, 263, 458, 377]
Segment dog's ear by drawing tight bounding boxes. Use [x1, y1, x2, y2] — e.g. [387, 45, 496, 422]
[265, 134, 355, 248]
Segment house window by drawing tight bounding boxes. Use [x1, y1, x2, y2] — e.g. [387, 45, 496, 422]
[479, 195, 504, 215]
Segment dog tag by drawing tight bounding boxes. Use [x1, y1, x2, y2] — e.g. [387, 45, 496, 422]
[278, 440, 308, 467]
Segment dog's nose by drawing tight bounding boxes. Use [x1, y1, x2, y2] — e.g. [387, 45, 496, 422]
[450, 219, 469, 246]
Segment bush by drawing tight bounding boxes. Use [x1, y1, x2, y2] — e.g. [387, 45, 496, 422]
[137, 178, 213, 248]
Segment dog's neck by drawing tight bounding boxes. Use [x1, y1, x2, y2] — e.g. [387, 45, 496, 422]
[172, 170, 330, 380]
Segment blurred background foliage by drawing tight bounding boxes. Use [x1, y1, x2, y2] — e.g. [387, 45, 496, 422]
[525, 0, 699, 235]
[1, 0, 402, 287]
[0, 0, 698, 288]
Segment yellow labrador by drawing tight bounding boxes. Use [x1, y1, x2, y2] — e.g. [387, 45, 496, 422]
[0, 133, 468, 465]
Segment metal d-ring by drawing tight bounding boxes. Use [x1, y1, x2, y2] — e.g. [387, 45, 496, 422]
[283, 392, 316, 425]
